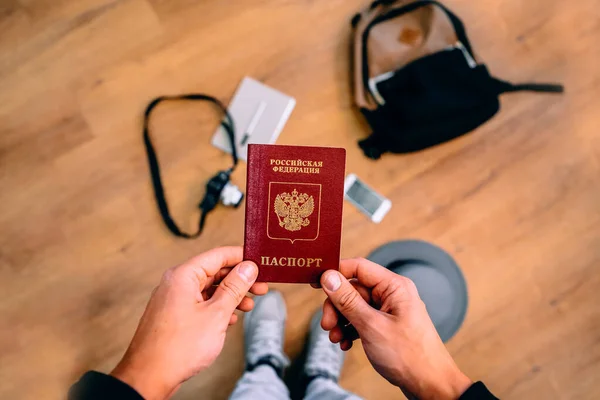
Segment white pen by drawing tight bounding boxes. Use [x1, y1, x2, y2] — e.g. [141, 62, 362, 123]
[240, 101, 267, 145]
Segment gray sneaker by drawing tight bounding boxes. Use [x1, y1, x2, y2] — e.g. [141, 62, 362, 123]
[304, 309, 346, 381]
[244, 291, 290, 371]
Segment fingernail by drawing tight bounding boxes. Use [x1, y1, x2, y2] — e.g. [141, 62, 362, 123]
[238, 262, 258, 282]
[323, 271, 341, 292]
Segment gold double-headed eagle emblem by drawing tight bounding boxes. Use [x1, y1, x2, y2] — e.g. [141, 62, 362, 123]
[274, 189, 315, 232]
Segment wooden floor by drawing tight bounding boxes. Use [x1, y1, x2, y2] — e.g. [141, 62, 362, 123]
[1, 0, 599, 399]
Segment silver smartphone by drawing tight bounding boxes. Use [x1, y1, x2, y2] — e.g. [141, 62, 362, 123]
[344, 174, 391, 223]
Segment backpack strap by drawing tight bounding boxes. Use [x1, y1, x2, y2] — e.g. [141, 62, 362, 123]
[493, 78, 564, 94]
[361, 0, 472, 100]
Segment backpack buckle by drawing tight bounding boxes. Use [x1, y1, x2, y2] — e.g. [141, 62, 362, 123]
[368, 71, 395, 106]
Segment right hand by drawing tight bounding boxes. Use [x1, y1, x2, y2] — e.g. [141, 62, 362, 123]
[320, 258, 472, 400]
[110, 247, 266, 400]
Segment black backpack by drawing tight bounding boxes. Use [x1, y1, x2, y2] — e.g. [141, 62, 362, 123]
[352, 0, 564, 159]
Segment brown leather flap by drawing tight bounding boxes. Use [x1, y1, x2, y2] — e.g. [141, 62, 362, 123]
[353, 1, 463, 110]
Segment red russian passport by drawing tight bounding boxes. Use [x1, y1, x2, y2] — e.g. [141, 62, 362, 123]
[244, 144, 346, 283]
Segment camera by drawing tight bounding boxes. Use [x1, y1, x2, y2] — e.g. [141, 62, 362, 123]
[201, 170, 244, 213]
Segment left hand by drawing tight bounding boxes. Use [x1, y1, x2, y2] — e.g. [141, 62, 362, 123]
[318, 259, 471, 400]
[110, 246, 266, 400]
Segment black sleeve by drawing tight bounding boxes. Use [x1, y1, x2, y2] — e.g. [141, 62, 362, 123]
[459, 381, 499, 400]
[69, 371, 144, 400]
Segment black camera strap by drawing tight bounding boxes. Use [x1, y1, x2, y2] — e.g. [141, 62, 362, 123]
[143, 94, 238, 238]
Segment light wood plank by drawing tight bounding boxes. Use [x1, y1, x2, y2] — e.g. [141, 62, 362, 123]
[0, 0, 598, 399]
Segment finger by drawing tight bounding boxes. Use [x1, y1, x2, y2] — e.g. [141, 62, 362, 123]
[339, 258, 399, 289]
[249, 282, 269, 296]
[166, 384, 181, 399]
[321, 298, 339, 331]
[237, 296, 254, 312]
[229, 314, 238, 325]
[310, 282, 322, 289]
[350, 280, 373, 305]
[202, 286, 217, 301]
[329, 326, 343, 343]
[206, 267, 233, 287]
[323, 289, 349, 328]
[208, 270, 267, 297]
[342, 259, 420, 313]
[321, 270, 376, 330]
[340, 339, 353, 351]
[211, 261, 258, 313]
[175, 247, 244, 290]
[373, 275, 420, 313]
[331, 320, 359, 344]
[206, 284, 266, 303]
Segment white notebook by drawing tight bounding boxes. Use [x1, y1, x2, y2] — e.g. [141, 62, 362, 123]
[212, 77, 296, 162]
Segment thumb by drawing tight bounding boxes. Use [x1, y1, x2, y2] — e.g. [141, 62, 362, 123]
[211, 261, 258, 312]
[321, 270, 375, 329]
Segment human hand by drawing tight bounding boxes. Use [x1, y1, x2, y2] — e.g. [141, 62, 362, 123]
[320, 258, 471, 400]
[110, 246, 267, 400]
